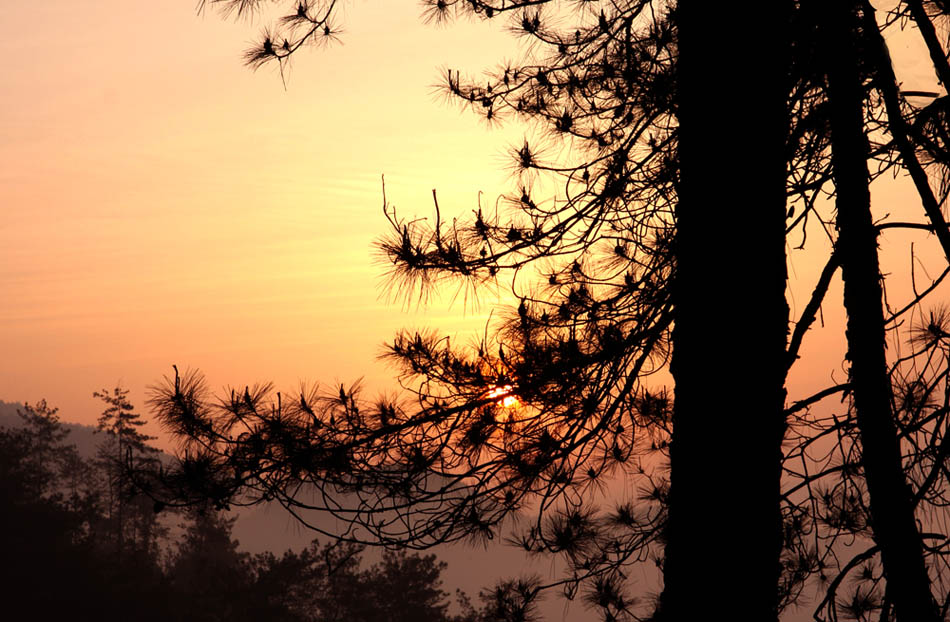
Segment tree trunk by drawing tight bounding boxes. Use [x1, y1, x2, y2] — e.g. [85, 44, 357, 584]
[822, 3, 939, 620]
[659, 3, 790, 620]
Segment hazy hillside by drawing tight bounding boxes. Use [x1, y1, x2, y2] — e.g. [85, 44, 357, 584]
[0, 399, 316, 553]
[0, 399, 101, 457]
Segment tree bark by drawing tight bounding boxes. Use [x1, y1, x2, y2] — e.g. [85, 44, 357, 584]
[822, 3, 939, 620]
[659, 3, 790, 620]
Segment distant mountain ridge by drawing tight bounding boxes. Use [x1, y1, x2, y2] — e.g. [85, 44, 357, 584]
[0, 399, 102, 458]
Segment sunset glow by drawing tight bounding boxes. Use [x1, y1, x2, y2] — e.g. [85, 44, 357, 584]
[7, 3, 950, 621]
[486, 384, 519, 409]
[0, 2, 524, 439]
[1, 1, 942, 444]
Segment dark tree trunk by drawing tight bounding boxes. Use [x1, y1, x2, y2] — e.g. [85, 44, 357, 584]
[822, 3, 939, 620]
[659, 3, 790, 620]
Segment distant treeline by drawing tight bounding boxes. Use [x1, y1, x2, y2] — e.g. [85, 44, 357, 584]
[0, 395, 492, 622]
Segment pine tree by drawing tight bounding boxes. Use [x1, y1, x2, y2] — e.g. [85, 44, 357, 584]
[149, 2, 950, 618]
[93, 386, 163, 561]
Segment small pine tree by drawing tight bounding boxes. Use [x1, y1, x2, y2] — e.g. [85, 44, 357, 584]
[93, 386, 163, 560]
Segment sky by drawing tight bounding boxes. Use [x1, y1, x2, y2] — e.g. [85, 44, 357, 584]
[0, 4, 547, 609]
[3, 1, 943, 433]
[0, 1, 534, 439]
[3, 1, 950, 618]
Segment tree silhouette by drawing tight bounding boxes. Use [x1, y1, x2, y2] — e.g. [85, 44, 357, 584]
[93, 386, 164, 563]
[283, 542, 456, 622]
[658, 3, 791, 620]
[774, 2, 950, 618]
[0, 396, 469, 621]
[166, 507, 254, 621]
[146, 2, 950, 620]
[818, 2, 938, 619]
[167, 512, 463, 622]
[0, 402, 170, 621]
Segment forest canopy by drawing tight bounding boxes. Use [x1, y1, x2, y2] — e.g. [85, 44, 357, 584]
[0, 398, 484, 622]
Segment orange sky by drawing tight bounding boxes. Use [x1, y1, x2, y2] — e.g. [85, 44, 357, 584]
[0, 2, 534, 440]
[5, 3, 950, 619]
[1, 1, 947, 444]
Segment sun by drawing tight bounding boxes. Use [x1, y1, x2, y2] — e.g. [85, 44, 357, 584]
[486, 384, 520, 408]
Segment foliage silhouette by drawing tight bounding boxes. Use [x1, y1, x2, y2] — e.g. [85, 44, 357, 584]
[144, 1, 950, 620]
[818, 2, 939, 619]
[0, 397, 468, 622]
[0, 401, 169, 621]
[93, 386, 165, 563]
